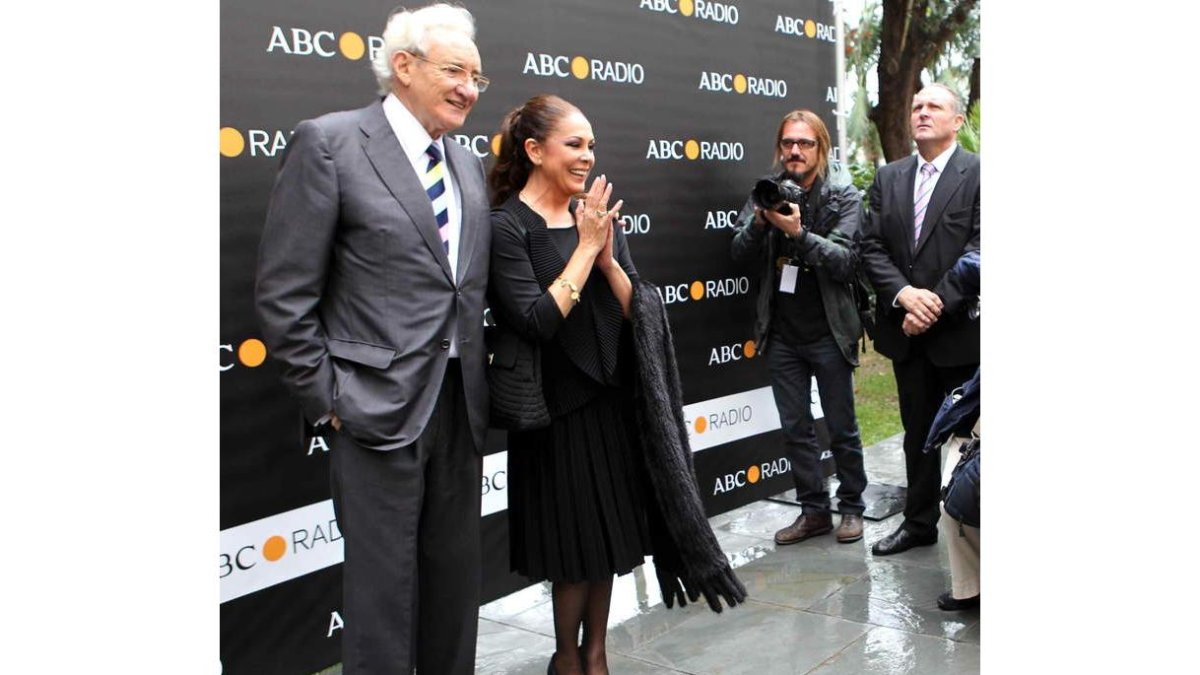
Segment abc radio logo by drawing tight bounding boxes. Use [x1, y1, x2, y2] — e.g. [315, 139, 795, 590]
[266, 26, 383, 60]
[775, 16, 837, 42]
[219, 127, 291, 158]
[698, 72, 788, 98]
[451, 133, 501, 159]
[646, 139, 744, 161]
[693, 404, 751, 435]
[659, 277, 750, 304]
[708, 340, 757, 366]
[219, 519, 341, 578]
[620, 213, 651, 236]
[705, 209, 740, 230]
[712, 457, 791, 494]
[640, 0, 740, 25]
[523, 53, 645, 85]
[482, 468, 507, 496]
[222, 127, 503, 160]
[220, 338, 267, 371]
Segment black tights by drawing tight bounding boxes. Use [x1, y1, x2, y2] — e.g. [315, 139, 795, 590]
[549, 578, 614, 675]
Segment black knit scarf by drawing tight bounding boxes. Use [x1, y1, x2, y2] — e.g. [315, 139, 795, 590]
[629, 278, 748, 613]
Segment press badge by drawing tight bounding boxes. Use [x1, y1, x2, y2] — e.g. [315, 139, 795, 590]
[779, 264, 799, 293]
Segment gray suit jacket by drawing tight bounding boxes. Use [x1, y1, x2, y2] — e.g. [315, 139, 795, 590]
[255, 100, 492, 452]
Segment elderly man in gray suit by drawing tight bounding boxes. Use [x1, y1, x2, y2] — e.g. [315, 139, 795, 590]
[254, 4, 492, 673]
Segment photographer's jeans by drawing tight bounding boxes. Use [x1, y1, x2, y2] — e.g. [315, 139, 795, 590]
[767, 333, 867, 515]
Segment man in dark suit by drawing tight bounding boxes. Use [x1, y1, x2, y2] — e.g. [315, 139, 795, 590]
[254, 5, 492, 673]
[861, 83, 980, 557]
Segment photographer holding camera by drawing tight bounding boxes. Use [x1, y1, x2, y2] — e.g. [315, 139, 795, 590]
[731, 110, 869, 546]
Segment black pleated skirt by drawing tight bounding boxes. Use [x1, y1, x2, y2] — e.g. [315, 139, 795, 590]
[507, 388, 653, 583]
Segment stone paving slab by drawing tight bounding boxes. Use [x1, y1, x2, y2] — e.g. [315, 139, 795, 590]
[804, 625, 981, 675]
[316, 433, 981, 674]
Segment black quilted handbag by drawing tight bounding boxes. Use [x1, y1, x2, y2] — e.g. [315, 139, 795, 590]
[942, 437, 979, 528]
[485, 322, 550, 431]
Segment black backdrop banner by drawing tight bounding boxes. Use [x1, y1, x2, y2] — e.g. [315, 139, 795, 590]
[221, 1, 840, 672]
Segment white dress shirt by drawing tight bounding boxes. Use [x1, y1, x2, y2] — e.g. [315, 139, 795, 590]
[912, 142, 957, 205]
[383, 93, 463, 358]
[382, 93, 463, 283]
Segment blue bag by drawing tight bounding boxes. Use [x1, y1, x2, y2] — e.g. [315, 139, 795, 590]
[942, 437, 979, 528]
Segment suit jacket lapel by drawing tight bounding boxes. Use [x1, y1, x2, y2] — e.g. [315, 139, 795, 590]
[895, 156, 918, 257]
[915, 146, 967, 256]
[444, 142, 479, 285]
[358, 102, 454, 283]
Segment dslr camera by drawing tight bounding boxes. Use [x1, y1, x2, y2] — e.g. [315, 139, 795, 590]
[751, 177, 807, 215]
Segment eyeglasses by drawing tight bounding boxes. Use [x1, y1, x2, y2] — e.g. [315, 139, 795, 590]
[779, 138, 818, 150]
[408, 52, 490, 92]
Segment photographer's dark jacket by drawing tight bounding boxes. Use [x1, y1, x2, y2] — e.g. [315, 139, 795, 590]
[730, 174, 864, 365]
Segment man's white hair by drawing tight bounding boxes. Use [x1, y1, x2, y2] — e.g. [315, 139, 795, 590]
[371, 4, 476, 95]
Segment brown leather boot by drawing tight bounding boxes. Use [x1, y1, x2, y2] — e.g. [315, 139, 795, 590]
[835, 514, 864, 543]
[774, 512, 833, 545]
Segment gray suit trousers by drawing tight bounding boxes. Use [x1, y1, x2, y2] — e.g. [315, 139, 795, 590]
[330, 361, 482, 675]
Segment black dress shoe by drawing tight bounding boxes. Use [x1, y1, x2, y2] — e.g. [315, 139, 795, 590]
[937, 591, 979, 611]
[870, 527, 936, 556]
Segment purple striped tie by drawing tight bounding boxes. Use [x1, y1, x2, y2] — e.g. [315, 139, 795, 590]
[423, 143, 450, 253]
[913, 162, 937, 243]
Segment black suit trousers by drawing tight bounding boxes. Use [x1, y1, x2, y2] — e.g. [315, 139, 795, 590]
[892, 349, 977, 537]
[330, 361, 482, 675]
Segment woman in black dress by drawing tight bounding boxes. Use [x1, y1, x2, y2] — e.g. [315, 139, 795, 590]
[487, 94, 647, 675]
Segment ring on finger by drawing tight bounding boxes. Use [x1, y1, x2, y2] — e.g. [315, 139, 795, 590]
[594, 209, 606, 218]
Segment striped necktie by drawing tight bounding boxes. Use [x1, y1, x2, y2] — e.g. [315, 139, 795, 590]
[423, 142, 450, 253]
[913, 161, 937, 243]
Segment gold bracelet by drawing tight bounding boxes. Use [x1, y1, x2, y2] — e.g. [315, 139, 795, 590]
[554, 276, 581, 304]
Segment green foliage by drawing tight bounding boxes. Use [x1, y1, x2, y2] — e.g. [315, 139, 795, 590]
[848, 162, 877, 206]
[928, 1, 980, 88]
[843, 0, 979, 165]
[957, 102, 980, 154]
[854, 342, 902, 447]
[844, 2, 883, 168]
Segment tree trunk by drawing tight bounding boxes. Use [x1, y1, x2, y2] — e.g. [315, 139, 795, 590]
[868, 0, 980, 163]
[968, 57, 980, 113]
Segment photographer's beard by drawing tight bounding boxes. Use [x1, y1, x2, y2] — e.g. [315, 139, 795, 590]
[781, 154, 814, 187]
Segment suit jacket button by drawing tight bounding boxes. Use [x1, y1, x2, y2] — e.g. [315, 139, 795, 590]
[440, 339, 451, 350]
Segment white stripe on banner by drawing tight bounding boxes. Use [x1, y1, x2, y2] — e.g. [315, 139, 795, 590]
[481, 451, 508, 517]
[220, 386, 822, 601]
[682, 384, 822, 452]
[220, 500, 342, 603]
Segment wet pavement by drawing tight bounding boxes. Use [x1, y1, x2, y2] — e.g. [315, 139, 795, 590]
[473, 433, 978, 675]
[316, 433, 979, 674]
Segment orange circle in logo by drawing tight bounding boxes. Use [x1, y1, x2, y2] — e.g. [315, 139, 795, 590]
[694, 416, 707, 433]
[238, 339, 267, 367]
[744, 340, 757, 358]
[689, 281, 705, 300]
[339, 32, 365, 60]
[680, 0, 695, 16]
[684, 139, 700, 160]
[733, 74, 747, 94]
[747, 465, 761, 483]
[219, 127, 244, 157]
[571, 56, 589, 79]
[805, 20, 817, 38]
[491, 134, 502, 156]
[262, 535, 287, 562]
